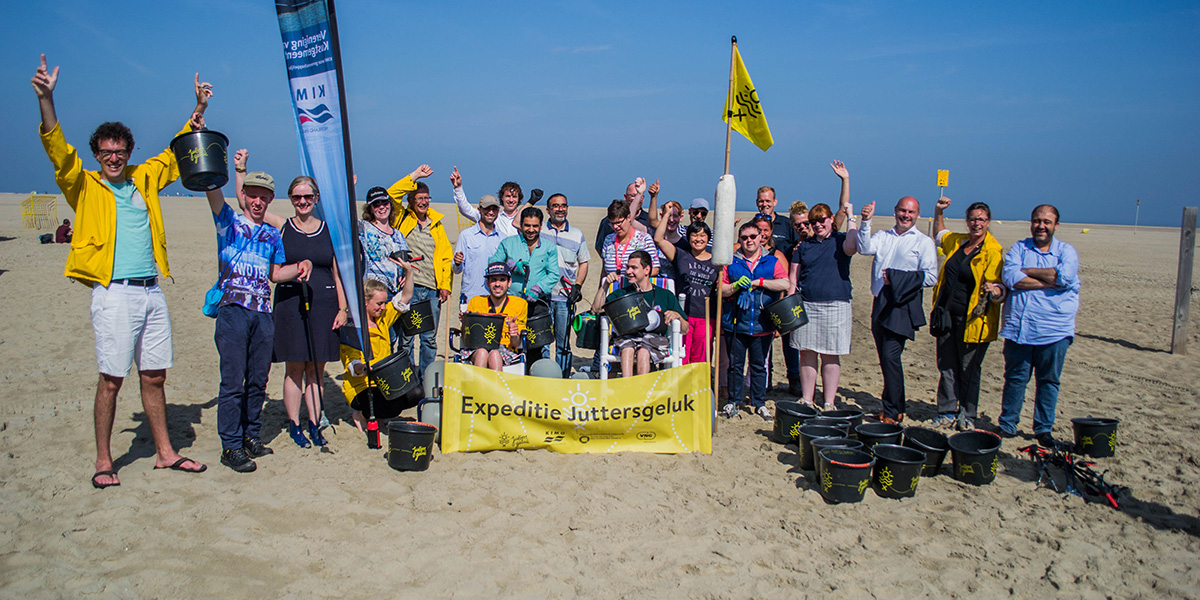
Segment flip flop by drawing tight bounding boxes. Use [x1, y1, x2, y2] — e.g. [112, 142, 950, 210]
[154, 457, 207, 473]
[91, 470, 120, 489]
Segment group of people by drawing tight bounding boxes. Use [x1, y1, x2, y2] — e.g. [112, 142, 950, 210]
[34, 54, 1081, 486]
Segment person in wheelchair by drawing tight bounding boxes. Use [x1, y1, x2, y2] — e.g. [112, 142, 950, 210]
[592, 250, 688, 377]
[461, 261, 528, 372]
[341, 274, 416, 432]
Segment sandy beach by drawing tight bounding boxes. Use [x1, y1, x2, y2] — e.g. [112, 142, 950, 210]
[0, 190, 1197, 598]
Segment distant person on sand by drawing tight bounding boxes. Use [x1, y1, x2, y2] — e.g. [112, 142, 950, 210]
[996, 204, 1081, 448]
[55, 219, 72, 243]
[202, 155, 313, 473]
[33, 54, 210, 488]
[857, 196, 938, 425]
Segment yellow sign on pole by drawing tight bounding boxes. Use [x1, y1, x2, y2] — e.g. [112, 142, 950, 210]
[936, 170, 949, 188]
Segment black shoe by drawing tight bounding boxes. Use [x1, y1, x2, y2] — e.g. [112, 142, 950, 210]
[787, 378, 803, 397]
[1036, 432, 1056, 448]
[221, 448, 257, 473]
[243, 437, 274, 458]
[996, 429, 1018, 439]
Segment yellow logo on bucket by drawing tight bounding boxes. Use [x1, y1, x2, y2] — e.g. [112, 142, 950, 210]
[792, 305, 804, 319]
[484, 323, 497, 344]
[626, 306, 641, 320]
[408, 310, 424, 329]
[411, 445, 427, 460]
[770, 312, 781, 325]
[401, 367, 413, 383]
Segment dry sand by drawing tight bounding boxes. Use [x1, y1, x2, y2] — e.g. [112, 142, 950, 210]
[0, 191, 1198, 598]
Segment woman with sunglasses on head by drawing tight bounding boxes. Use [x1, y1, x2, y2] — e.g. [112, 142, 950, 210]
[234, 151, 348, 449]
[358, 186, 411, 298]
[927, 197, 1005, 432]
[786, 201, 860, 410]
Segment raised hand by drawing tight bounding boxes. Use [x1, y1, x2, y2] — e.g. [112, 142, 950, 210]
[648, 179, 660, 197]
[450, 166, 461, 188]
[189, 112, 206, 131]
[31, 54, 58, 98]
[194, 73, 213, 113]
[234, 149, 249, 171]
[935, 196, 952, 211]
[830, 160, 849, 180]
[861, 201, 876, 221]
[634, 177, 647, 196]
[409, 164, 434, 181]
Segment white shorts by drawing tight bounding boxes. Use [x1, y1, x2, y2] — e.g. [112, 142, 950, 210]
[91, 281, 174, 376]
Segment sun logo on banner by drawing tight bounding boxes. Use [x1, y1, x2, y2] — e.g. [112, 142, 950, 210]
[563, 383, 595, 431]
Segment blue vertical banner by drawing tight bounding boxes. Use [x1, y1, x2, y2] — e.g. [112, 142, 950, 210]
[275, 0, 369, 357]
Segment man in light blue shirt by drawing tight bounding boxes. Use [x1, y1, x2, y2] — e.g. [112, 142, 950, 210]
[453, 194, 505, 303]
[997, 204, 1081, 446]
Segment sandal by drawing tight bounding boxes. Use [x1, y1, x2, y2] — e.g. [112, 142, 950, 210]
[91, 470, 120, 489]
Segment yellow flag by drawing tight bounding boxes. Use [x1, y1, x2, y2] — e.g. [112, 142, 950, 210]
[723, 46, 773, 151]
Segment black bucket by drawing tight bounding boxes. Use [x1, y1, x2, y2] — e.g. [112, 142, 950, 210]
[462, 312, 505, 351]
[948, 430, 1002, 485]
[368, 351, 420, 401]
[855, 422, 904, 451]
[822, 409, 865, 433]
[817, 447, 875, 504]
[398, 299, 436, 336]
[903, 427, 951, 477]
[812, 436, 864, 485]
[574, 312, 600, 350]
[763, 293, 809, 335]
[1072, 417, 1120, 458]
[773, 401, 820, 444]
[170, 129, 229, 191]
[871, 444, 927, 499]
[807, 416, 852, 435]
[603, 288, 650, 337]
[387, 420, 437, 471]
[797, 425, 847, 471]
[524, 312, 554, 349]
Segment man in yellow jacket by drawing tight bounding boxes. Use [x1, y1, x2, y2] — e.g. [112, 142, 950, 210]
[33, 54, 211, 488]
[388, 174, 452, 385]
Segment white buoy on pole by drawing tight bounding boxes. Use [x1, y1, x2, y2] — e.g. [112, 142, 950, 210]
[712, 174, 737, 267]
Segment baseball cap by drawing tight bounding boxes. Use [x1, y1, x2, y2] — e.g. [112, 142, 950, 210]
[366, 187, 392, 205]
[479, 194, 500, 209]
[484, 261, 511, 279]
[242, 171, 275, 193]
[690, 197, 710, 210]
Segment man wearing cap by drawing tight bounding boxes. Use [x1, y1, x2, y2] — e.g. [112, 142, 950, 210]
[33, 54, 212, 487]
[454, 194, 505, 303]
[997, 204, 1081, 447]
[202, 141, 313, 472]
[390, 179, 453, 385]
[463, 262, 528, 371]
[449, 166, 521, 238]
[542, 193, 590, 375]
[679, 198, 713, 248]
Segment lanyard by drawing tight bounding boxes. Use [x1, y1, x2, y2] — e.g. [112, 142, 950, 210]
[613, 234, 634, 272]
[488, 296, 509, 314]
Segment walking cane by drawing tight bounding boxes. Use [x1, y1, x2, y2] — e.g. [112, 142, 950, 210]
[298, 283, 333, 438]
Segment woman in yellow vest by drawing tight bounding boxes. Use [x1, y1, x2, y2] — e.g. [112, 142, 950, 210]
[340, 268, 416, 431]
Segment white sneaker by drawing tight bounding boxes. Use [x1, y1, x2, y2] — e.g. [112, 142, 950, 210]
[756, 405, 773, 421]
[721, 403, 739, 418]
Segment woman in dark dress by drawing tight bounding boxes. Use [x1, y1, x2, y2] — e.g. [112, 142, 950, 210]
[272, 176, 348, 447]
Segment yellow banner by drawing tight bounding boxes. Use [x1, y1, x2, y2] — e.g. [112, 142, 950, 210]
[441, 363, 713, 454]
[937, 169, 949, 187]
[723, 46, 773, 152]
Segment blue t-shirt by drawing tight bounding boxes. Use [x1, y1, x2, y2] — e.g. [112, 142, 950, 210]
[794, 232, 853, 302]
[104, 180, 156, 279]
[213, 204, 286, 313]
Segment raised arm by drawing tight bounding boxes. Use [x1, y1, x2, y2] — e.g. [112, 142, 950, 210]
[855, 201, 877, 255]
[933, 196, 950, 236]
[653, 205, 679, 262]
[830, 161, 849, 230]
[233, 148, 285, 228]
[841, 201, 859, 256]
[31, 54, 59, 133]
[645, 179, 661, 228]
[448, 166, 480, 223]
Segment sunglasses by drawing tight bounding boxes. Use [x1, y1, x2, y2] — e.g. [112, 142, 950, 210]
[738, 235, 757, 241]
[690, 208, 708, 215]
[291, 194, 316, 201]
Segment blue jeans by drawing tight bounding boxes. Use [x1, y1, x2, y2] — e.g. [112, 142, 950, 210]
[552, 299, 572, 375]
[214, 304, 273, 450]
[999, 337, 1072, 435]
[728, 333, 771, 408]
[398, 285, 440, 385]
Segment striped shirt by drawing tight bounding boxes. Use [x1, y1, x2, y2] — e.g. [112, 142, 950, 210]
[601, 230, 660, 274]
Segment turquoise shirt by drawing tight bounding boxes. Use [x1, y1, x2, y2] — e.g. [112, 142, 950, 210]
[105, 179, 156, 279]
[489, 235, 560, 300]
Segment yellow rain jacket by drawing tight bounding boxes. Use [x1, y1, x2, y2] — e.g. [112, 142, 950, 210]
[932, 231, 1005, 343]
[388, 176, 452, 293]
[39, 121, 190, 286]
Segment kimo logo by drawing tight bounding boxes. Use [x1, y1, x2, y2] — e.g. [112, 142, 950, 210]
[297, 103, 335, 125]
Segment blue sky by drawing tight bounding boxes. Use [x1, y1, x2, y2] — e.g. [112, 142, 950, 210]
[3, 1, 1197, 226]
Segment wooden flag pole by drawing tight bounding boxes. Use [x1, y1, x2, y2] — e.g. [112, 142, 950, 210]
[723, 36, 737, 176]
[713, 35, 737, 413]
